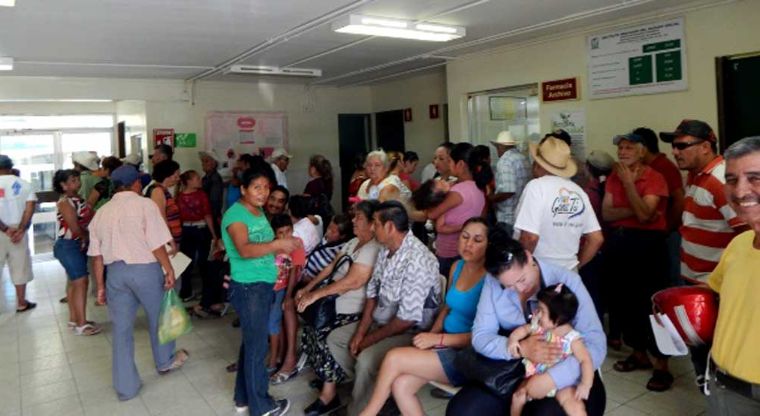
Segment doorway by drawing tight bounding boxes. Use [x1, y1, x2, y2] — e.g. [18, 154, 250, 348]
[717, 52, 760, 151]
[338, 114, 371, 212]
[375, 110, 405, 152]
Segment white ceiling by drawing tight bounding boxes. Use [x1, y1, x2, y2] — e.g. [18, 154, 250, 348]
[0, 0, 701, 85]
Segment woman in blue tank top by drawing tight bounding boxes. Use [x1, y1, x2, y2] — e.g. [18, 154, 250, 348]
[360, 217, 489, 416]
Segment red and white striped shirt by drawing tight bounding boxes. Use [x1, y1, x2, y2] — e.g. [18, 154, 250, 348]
[680, 156, 744, 283]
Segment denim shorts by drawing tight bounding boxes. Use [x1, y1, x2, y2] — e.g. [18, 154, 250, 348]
[53, 239, 88, 281]
[268, 289, 286, 335]
[436, 347, 466, 387]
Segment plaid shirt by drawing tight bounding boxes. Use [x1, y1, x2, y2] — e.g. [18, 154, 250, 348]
[494, 148, 531, 224]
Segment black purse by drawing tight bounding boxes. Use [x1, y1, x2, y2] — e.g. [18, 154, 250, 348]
[300, 254, 353, 330]
[453, 345, 525, 397]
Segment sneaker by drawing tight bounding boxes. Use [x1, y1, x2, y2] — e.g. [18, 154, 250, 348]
[304, 397, 340, 416]
[234, 404, 248, 413]
[263, 399, 290, 416]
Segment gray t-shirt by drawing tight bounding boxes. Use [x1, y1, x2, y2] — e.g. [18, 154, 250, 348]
[334, 237, 381, 315]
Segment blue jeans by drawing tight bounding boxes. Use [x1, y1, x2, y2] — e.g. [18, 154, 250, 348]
[106, 261, 176, 401]
[229, 280, 276, 415]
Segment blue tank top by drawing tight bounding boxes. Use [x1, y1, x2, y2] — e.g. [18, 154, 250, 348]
[443, 260, 486, 334]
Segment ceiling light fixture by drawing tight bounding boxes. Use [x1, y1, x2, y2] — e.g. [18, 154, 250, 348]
[227, 65, 322, 77]
[332, 14, 465, 42]
[0, 0, 15, 7]
[0, 57, 13, 71]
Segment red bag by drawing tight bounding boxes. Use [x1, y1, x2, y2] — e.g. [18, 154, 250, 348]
[652, 286, 718, 347]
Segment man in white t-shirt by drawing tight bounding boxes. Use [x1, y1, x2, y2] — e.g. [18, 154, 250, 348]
[514, 138, 604, 271]
[0, 155, 38, 312]
[270, 148, 292, 189]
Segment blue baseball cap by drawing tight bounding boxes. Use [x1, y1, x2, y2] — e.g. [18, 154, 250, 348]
[110, 165, 140, 187]
[612, 133, 644, 145]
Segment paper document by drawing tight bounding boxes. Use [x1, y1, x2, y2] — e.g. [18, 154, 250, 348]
[650, 313, 688, 356]
[167, 251, 192, 276]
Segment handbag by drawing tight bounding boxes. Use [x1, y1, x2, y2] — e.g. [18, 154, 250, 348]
[453, 345, 525, 397]
[300, 254, 353, 330]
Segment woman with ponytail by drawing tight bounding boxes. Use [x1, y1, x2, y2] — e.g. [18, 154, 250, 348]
[425, 142, 488, 277]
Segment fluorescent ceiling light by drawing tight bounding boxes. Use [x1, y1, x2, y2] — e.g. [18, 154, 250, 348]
[0, 57, 13, 71]
[333, 14, 465, 42]
[228, 65, 322, 77]
[0, 0, 15, 7]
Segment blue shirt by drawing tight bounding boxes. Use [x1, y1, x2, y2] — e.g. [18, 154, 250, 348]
[471, 259, 606, 390]
[443, 260, 485, 334]
[225, 184, 241, 213]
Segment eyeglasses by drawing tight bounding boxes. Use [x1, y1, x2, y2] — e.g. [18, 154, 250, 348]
[671, 140, 704, 150]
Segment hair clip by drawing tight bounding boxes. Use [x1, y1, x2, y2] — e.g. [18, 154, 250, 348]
[504, 251, 514, 264]
[554, 283, 563, 293]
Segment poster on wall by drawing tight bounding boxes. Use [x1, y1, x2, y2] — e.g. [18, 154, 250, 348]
[204, 111, 288, 162]
[153, 128, 174, 147]
[588, 17, 687, 99]
[550, 109, 586, 160]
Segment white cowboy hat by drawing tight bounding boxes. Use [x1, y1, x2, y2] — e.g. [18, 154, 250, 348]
[490, 131, 518, 147]
[586, 150, 615, 171]
[72, 151, 100, 171]
[529, 137, 577, 178]
[121, 153, 142, 166]
[198, 150, 223, 163]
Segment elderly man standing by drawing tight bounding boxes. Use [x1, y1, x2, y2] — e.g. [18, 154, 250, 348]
[514, 137, 604, 271]
[0, 155, 37, 312]
[490, 131, 530, 227]
[88, 165, 188, 401]
[270, 148, 292, 189]
[327, 200, 440, 415]
[705, 136, 760, 414]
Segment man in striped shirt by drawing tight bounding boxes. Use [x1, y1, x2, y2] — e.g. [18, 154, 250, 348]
[660, 119, 746, 389]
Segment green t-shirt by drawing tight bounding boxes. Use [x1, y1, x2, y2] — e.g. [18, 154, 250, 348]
[78, 170, 103, 201]
[221, 202, 277, 284]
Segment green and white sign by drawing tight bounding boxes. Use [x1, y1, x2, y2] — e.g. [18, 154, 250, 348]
[175, 133, 197, 148]
[588, 17, 686, 99]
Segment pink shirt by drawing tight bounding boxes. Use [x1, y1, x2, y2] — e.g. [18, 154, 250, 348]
[87, 191, 173, 265]
[436, 180, 485, 258]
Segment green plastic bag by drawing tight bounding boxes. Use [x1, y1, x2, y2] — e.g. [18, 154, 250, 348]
[158, 289, 192, 344]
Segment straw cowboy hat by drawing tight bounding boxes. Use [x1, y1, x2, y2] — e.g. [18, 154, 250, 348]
[529, 137, 577, 178]
[72, 151, 100, 171]
[490, 130, 518, 147]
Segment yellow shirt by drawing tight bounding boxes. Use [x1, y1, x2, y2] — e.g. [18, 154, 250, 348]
[708, 230, 760, 383]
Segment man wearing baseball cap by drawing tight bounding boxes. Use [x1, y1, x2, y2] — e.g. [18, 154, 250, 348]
[270, 148, 292, 189]
[660, 119, 747, 391]
[0, 155, 37, 312]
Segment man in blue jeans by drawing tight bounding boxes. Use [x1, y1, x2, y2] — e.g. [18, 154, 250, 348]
[88, 165, 189, 400]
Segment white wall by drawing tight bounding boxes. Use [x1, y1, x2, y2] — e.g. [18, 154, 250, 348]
[446, 0, 760, 157]
[370, 70, 448, 164]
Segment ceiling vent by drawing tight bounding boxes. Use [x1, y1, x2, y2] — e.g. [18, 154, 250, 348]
[227, 65, 322, 77]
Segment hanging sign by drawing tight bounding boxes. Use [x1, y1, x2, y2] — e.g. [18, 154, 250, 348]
[542, 78, 579, 102]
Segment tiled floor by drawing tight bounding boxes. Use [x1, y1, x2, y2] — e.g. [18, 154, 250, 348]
[1, 260, 708, 416]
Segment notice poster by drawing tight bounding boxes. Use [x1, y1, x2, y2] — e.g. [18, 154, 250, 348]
[205, 111, 288, 161]
[588, 17, 686, 99]
[550, 109, 586, 160]
[153, 128, 174, 147]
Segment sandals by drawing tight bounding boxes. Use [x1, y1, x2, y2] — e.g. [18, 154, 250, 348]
[16, 301, 36, 313]
[74, 323, 102, 336]
[226, 362, 238, 373]
[613, 355, 653, 372]
[159, 349, 190, 374]
[270, 368, 298, 385]
[68, 320, 96, 329]
[646, 370, 674, 392]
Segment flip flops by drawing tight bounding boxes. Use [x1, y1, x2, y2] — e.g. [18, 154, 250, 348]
[16, 301, 36, 313]
[74, 323, 102, 336]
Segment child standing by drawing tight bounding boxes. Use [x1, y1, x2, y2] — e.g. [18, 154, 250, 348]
[507, 284, 594, 416]
[268, 214, 306, 376]
[53, 169, 100, 335]
[177, 170, 220, 305]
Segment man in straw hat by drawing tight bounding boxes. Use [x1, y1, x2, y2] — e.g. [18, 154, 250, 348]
[513, 137, 604, 271]
[490, 131, 530, 226]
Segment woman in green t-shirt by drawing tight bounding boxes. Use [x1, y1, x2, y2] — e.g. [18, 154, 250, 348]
[222, 166, 301, 416]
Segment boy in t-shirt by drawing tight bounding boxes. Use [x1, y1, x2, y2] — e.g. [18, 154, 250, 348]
[268, 214, 306, 374]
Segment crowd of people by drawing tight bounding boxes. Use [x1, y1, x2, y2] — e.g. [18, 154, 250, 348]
[0, 116, 759, 416]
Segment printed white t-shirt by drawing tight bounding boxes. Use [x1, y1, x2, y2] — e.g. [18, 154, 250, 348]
[514, 175, 600, 270]
[0, 175, 37, 226]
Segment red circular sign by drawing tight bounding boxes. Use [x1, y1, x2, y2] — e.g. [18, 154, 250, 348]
[237, 117, 256, 130]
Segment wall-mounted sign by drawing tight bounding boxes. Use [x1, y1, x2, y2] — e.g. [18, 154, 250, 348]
[404, 108, 413, 122]
[205, 111, 288, 162]
[175, 133, 197, 148]
[153, 128, 174, 147]
[588, 17, 687, 99]
[542, 78, 579, 102]
[429, 104, 440, 119]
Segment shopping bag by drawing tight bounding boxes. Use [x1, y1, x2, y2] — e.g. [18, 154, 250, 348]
[158, 289, 193, 344]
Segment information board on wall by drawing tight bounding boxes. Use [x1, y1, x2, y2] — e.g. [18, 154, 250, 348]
[550, 109, 586, 160]
[205, 111, 288, 160]
[588, 17, 687, 99]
